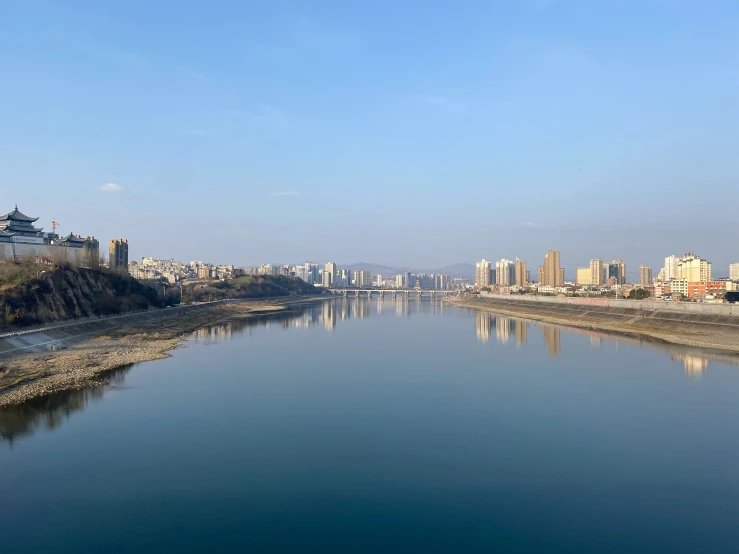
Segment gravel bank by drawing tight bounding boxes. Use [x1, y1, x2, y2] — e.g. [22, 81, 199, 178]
[0, 297, 326, 407]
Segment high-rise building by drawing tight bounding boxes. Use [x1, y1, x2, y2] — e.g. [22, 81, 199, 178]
[321, 270, 332, 288]
[354, 270, 371, 288]
[325, 262, 337, 281]
[305, 262, 320, 284]
[514, 259, 528, 286]
[604, 259, 626, 284]
[376, 273, 383, 287]
[678, 253, 711, 282]
[663, 255, 679, 281]
[540, 249, 563, 287]
[339, 268, 351, 288]
[109, 238, 129, 271]
[589, 258, 604, 285]
[639, 265, 653, 286]
[395, 274, 404, 288]
[496, 259, 515, 286]
[476, 259, 492, 288]
[576, 267, 592, 285]
[730, 263, 739, 281]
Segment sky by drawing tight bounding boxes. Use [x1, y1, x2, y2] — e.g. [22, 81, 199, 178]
[1, 0, 738, 276]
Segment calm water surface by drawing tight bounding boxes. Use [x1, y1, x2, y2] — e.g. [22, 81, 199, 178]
[2, 299, 739, 553]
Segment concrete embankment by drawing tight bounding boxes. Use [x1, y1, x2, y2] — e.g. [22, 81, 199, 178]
[446, 295, 739, 354]
[0, 302, 220, 358]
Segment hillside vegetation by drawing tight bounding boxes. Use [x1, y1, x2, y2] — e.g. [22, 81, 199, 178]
[180, 275, 319, 303]
[0, 263, 159, 328]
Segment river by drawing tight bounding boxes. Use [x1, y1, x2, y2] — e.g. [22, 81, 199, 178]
[2, 298, 739, 553]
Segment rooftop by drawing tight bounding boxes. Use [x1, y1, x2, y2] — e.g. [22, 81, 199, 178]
[0, 205, 39, 223]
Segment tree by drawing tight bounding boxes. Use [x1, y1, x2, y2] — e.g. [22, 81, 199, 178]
[628, 288, 651, 300]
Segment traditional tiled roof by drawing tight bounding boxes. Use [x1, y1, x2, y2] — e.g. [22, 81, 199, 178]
[60, 233, 87, 244]
[0, 205, 39, 223]
[0, 221, 43, 233]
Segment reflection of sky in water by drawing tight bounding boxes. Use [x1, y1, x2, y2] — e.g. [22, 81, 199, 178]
[4, 298, 739, 554]
[2, 298, 734, 446]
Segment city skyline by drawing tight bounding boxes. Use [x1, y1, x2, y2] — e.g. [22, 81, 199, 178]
[2, 2, 738, 270]
[3, 200, 737, 283]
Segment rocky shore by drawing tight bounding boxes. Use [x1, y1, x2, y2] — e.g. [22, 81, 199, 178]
[446, 296, 739, 354]
[0, 297, 326, 407]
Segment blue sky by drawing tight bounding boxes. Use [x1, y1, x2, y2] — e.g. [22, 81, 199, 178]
[1, 0, 738, 275]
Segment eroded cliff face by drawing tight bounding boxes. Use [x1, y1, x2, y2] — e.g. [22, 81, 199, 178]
[0, 267, 159, 328]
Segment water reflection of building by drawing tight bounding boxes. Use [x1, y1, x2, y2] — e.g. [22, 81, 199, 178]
[351, 299, 371, 320]
[323, 301, 335, 331]
[515, 320, 528, 348]
[476, 312, 491, 343]
[496, 316, 511, 344]
[590, 335, 602, 348]
[194, 323, 233, 343]
[543, 326, 561, 356]
[671, 353, 709, 378]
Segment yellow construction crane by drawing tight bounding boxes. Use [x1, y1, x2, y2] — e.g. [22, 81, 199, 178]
[52, 219, 61, 237]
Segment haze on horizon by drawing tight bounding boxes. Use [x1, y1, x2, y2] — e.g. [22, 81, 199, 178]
[2, 1, 737, 274]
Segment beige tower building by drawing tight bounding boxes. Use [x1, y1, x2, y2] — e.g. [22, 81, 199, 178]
[576, 267, 592, 285]
[589, 258, 604, 285]
[639, 265, 653, 286]
[678, 254, 711, 282]
[515, 259, 528, 286]
[109, 238, 129, 271]
[539, 248, 563, 287]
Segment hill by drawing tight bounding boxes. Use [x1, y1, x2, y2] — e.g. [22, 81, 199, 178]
[180, 275, 320, 303]
[0, 264, 160, 328]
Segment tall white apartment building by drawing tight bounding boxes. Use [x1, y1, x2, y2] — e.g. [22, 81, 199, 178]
[476, 259, 492, 288]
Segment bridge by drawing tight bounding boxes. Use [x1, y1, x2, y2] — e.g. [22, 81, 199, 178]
[330, 289, 455, 298]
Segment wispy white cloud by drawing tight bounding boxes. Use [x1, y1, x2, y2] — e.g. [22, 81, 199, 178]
[270, 190, 299, 197]
[523, 221, 540, 228]
[186, 127, 213, 137]
[420, 95, 465, 113]
[106, 50, 147, 68]
[179, 67, 213, 84]
[99, 183, 123, 193]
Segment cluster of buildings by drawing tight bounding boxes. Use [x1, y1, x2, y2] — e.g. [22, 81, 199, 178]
[125, 258, 456, 291]
[0, 204, 134, 274]
[285, 262, 455, 290]
[650, 253, 738, 300]
[0, 205, 100, 265]
[476, 248, 739, 301]
[128, 258, 245, 283]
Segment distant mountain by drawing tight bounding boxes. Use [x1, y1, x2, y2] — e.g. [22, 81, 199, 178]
[433, 263, 475, 279]
[347, 262, 407, 275]
[346, 262, 475, 280]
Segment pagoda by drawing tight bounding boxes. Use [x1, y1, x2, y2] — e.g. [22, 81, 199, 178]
[0, 205, 44, 238]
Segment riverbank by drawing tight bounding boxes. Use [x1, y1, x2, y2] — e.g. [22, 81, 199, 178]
[446, 296, 739, 354]
[0, 297, 327, 407]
